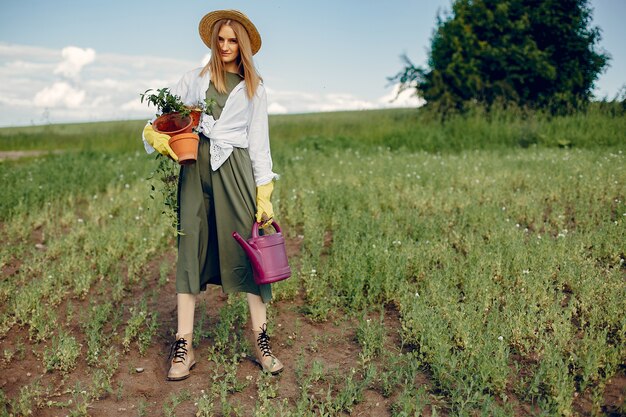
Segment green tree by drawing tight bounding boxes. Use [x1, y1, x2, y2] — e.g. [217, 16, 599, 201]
[391, 0, 610, 113]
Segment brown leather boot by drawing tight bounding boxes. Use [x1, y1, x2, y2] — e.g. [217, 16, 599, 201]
[166, 333, 196, 381]
[249, 324, 283, 375]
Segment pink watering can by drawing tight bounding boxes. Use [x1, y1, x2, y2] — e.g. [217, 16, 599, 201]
[232, 220, 291, 285]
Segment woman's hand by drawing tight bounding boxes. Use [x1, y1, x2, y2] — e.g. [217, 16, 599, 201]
[256, 181, 274, 228]
[143, 124, 178, 161]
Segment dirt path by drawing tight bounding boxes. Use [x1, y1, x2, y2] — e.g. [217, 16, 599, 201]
[1, 242, 415, 416]
[2, 240, 624, 416]
[82, 286, 401, 417]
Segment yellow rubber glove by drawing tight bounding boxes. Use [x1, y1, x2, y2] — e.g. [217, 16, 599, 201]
[256, 181, 274, 228]
[143, 124, 178, 161]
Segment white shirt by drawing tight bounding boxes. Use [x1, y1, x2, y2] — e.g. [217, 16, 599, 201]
[142, 67, 277, 186]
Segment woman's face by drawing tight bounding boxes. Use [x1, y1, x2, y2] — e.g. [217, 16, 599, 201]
[217, 25, 239, 67]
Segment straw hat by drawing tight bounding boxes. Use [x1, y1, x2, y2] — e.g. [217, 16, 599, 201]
[198, 9, 262, 55]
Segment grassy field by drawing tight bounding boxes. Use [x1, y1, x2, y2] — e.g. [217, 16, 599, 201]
[0, 107, 624, 416]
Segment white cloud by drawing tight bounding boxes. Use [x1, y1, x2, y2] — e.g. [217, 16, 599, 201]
[34, 82, 86, 108]
[378, 83, 425, 108]
[0, 42, 424, 127]
[54, 46, 96, 79]
[268, 102, 288, 114]
[0, 95, 32, 107]
[0, 43, 58, 60]
[264, 84, 423, 114]
[121, 97, 154, 113]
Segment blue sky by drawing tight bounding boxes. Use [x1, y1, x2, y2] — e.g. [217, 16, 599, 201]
[0, 0, 624, 127]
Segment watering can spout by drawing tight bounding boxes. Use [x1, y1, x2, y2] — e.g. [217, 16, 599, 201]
[232, 231, 264, 277]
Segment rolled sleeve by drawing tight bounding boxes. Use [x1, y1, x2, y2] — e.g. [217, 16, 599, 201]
[141, 120, 156, 154]
[247, 84, 278, 186]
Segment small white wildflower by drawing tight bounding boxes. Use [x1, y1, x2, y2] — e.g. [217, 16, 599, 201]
[77, 218, 84, 223]
[522, 269, 530, 274]
[124, 183, 130, 189]
[109, 214, 113, 219]
[415, 292, 420, 297]
[134, 216, 140, 220]
[498, 336, 504, 341]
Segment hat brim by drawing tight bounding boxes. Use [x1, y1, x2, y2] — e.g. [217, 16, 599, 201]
[198, 9, 262, 55]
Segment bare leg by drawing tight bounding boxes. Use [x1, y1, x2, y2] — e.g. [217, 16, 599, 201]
[246, 293, 267, 331]
[177, 293, 197, 335]
[167, 293, 197, 381]
[246, 292, 283, 374]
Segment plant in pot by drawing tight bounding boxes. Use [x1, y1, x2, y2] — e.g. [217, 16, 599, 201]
[141, 88, 199, 165]
[140, 88, 201, 233]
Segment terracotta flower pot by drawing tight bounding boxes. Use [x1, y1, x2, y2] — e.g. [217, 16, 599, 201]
[189, 109, 203, 128]
[153, 112, 193, 136]
[169, 133, 199, 165]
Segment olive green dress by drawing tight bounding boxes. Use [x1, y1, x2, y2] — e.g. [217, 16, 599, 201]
[176, 71, 272, 303]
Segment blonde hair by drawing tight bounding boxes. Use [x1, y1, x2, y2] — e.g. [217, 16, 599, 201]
[199, 19, 262, 99]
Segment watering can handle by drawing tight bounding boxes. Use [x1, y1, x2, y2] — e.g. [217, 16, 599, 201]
[252, 220, 282, 238]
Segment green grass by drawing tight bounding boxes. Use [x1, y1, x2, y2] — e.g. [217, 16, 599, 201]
[0, 106, 624, 416]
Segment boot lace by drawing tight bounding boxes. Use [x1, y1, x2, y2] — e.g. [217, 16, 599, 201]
[256, 324, 272, 357]
[168, 337, 189, 363]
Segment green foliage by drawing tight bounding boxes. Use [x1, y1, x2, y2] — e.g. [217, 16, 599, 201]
[140, 88, 189, 117]
[43, 331, 81, 374]
[279, 140, 625, 414]
[162, 389, 191, 417]
[122, 298, 159, 355]
[9, 382, 44, 417]
[0, 150, 152, 221]
[355, 312, 386, 363]
[83, 302, 113, 366]
[149, 154, 180, 233]
[0, 110, 624, 415]
[0, 389, 8, 417]
[391, 0, 610, 112]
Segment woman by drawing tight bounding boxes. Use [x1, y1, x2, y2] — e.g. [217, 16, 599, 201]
[142, 9, 283, 380]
